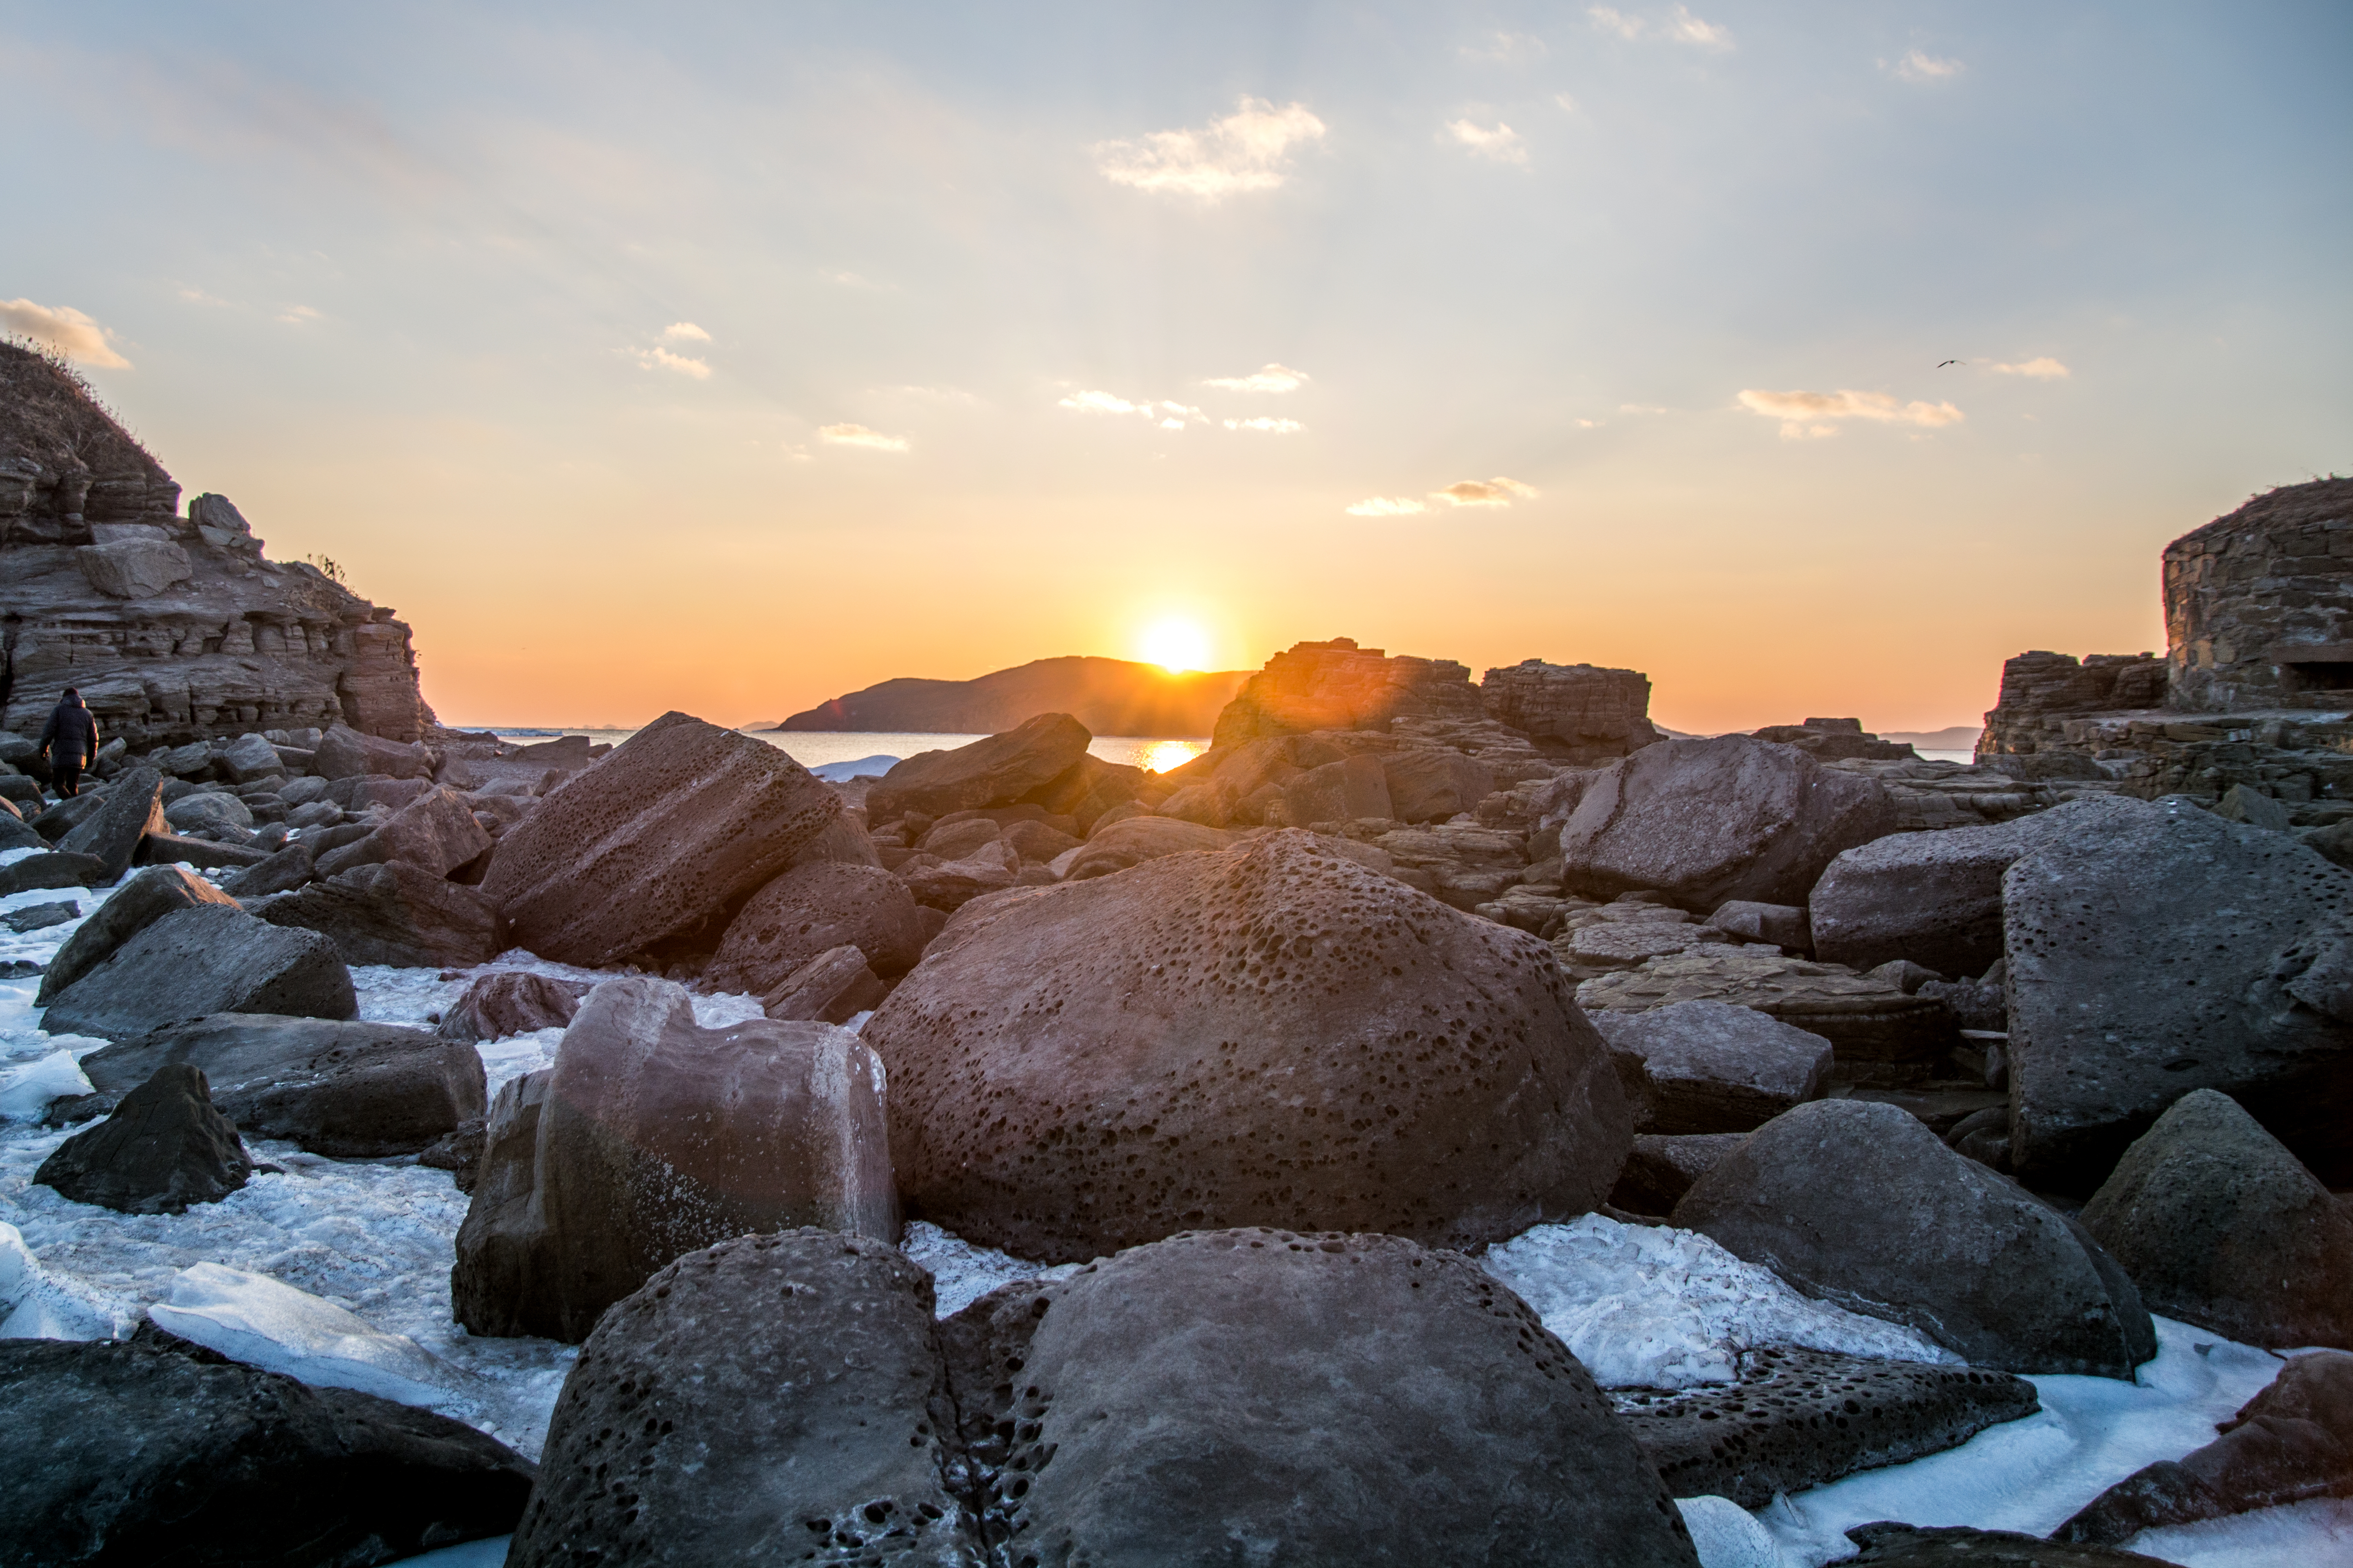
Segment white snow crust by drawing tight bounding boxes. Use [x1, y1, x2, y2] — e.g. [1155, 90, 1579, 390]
[900, 1219, 1082, 1317]
[149, 1260, 469, 1410]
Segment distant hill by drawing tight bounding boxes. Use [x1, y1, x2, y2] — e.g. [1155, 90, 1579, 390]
[776, 656, 1251, 736]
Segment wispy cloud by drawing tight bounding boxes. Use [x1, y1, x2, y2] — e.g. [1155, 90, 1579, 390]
[1058, 390, 1205, 428]
[1461, 31, 1547, 61]
[1223, 417, 1303, 433]
[1587, 5, 1730, 48]
[1203, 363, 1309, 393]
[1, 298, 131, 367]
[1445, 120, 1528, 164]
[638, 345, 710, 379]
[277, 304, 322, 325]
[1436, 477, 1540, 506]
[1095, 97, 1327, 200]
[819, 423, 909, 452]
[1588, 6, 1647, 40]
[663, 321, 711, 341]
[1737, 388, 1965, 438]
[1893, 50, 1964, 82]
[1347, 496, 1428, 516]
[1989, 356, 2069, 379]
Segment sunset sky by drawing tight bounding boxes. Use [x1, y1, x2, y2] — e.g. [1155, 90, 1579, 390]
[4, 2, 2346, 734]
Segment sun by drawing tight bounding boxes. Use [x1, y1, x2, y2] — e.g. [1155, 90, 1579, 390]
[1138, 617, 1210, 674]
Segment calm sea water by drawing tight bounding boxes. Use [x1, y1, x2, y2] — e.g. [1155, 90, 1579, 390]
[480, 728, 1211, 775]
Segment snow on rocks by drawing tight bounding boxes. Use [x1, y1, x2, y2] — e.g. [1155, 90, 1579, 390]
[148, 1259, 470, 1409]
[899, 1218, 1081, 1316]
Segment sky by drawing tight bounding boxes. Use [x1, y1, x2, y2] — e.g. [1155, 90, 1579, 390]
[3, 2, 2347, 734]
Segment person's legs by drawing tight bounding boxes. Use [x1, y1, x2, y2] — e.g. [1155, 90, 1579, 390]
[53, 757, 82, 798]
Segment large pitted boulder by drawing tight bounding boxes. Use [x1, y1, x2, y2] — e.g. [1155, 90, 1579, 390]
[1590, 1001, 1833, 1134]
[434, 971, 581, 1044]
[313, 784, 493, 879]
[41, 905, 356, 1042]
[866, 830, 1634, 1263]
[56, 765, 166, 883]
[75, 1016, 485, 1159]
[1058, 814, 1238, 879]
[452, 977, 898, 1342]
[479, 712, 842, 966]
[251, 861, 502, 968]
[311, 722, 430, 780]
[704, 861, 927, 995]
[1810, 797, 2142, 976]
[865, 712, 1093, 825]
[508, 1231, 972, 1568]
[1550, 736, 1899, 908]
[36, 865, 239, 1005]
[1674, 1100, 2154, 1376]
[35, 1064, 252, 1213]
[2004, 795, 2353, 1191]
[937, 1228, 1700, 1566]
[0, 1337, 533, 1566]
[2078, 1089, 2353, 1349]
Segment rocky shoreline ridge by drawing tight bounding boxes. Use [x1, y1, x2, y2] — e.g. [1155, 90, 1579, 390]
[3, 384, 2350, 1566]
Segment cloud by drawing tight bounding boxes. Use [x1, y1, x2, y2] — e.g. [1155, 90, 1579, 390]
[1894, 49, 1963, 82]
[277, 304, 322, 325]
[1462, 31, 1547, 61]
[638, 345, 710, 379]
[1588, 6, 1646, 40]
[0, 299, 131, 367]
[1435, 477, 1540, 507]
[1554, 93, 1581, 113]
[1347, 496, 1428, 516]
[1094, 97, 1327, 200]
[1588, 5, 1729, 48]
[1223, 417, 1303, 433]
[819, 423, 909, 452]
[1990, 356, 2070, 380]
[1058, 390, 1205, 426]
[1737, 388, 1965, 438]
[1445, 120, 1528, 164]
[663, 321, 711, 341]
[1203, 363, 1309, 393]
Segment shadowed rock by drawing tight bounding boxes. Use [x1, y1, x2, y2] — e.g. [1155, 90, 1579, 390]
[1592, 1001, 1833, 1135]
[704, 860, 926, 994]
[35, 1063, 251, 1213]
[759, 945, 886, 1023]
[57, 766, 166, 883]
[250, 861, 501, 968]
[1609, 1132, 1751, 1215]
[434, 971, 581, 1044]
[312, 785, 492, 880]
[41, 905, 356, 1042]
[1843, 1522, 2176, 1565]
[0, 850, 109, 897]
[866, 712, 1093, 825]
[36, 865, 240, 1005]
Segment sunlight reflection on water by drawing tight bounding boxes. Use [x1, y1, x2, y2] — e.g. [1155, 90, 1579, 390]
[480, 728, 1209, 774]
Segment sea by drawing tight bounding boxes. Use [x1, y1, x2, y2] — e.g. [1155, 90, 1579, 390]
[475, 729, 1211, 777]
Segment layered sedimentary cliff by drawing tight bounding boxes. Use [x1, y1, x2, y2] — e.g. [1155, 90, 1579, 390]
[0, 342, 432, 745]
[779, 655, 1247, 736]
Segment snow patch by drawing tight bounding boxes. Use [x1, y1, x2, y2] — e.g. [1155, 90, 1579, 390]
[1677, 1495, 1787, 1568]
[0, 1218, 121, 1340]
[901, 1220, 1082, 1318]
[148, 1260, 469, 1410]
[2127, 1496, 2353, 1566]
[0, 1051, 92, 1120]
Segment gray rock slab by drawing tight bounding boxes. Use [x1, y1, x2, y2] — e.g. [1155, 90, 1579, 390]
[250, 860, 501, 969]
[41, 903, 356, 1043]
[58, 767, 166, 883]
[36, 865, 241, 1004]
[1592, 1000, 1833, 1134]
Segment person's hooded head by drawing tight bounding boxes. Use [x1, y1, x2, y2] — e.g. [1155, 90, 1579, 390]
[61, 688, 83, 707]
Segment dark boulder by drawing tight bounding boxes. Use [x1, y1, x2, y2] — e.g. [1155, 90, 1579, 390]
[313, 784, 494, 880]
[1609, 1131, 1750, 1215]
[704, 860, 927, 995]
[759, 944, 888, 1023]
[2079, 1089, 2353, 1349]
[1591, 1000, 1832, 1134]
[1842, 1522, 2178, 1565]
[0, 849, 110, 896]
[250, 861, 502, 968]
[865, 712, 1092, 825]
[56, 766, 167, 884]
[218, 838, 316, 898]
[41, 905, 356, 1043]
[34, 1063, 251, 1213]
[434, 970, 581, 1044]
[36, 865, 244, 1004]
[1674, 1099, 2155, 1377]
[136, 831, 271, 871]
[0, 1336, 533, 1568]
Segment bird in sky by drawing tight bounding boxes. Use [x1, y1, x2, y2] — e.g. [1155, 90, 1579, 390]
[1936, 359, 1964, 367]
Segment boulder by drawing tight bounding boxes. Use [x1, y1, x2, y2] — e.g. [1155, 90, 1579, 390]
[1059, 814, 1238, 880]
[2307, 818, 2353, 871]
[36, 865, 240, 1004]
[251, 861, 502, 969]
[311, 723, 429, 780]
[2214, 782, 2294, 830]
[434, 971, 581, 1044]
[934, 1228, 1700, 1567]
[135, 831, 270, 871]
[1023, 751, 1158, 833]
[1701, 899, 1812, 950]
[508, 1230, 973, 1568]
[58, 766, 166, 882]
[451, 977, 898, 1342]
[919, 815, 1003, 858]
[2054, 1350, 2353, 1546]
[41, 905, 356, 1043]
[314, 785, 493, 880]
[895, 838, 1022, 911]
[1552, 736, 1899, 909]
[1608, 1131, 1750, 1215]
[0, 1337, 532, 1567]
[1591, 1001, 1833, 1134]
[1810, 799, 2141, 976]
[0, 810, 40, 851]
[865, 830, 1634, 1263]
[865, 712, 1093, 824]
[217, 839, 315, 898]
[760, 944, 886, 1023]
[4, 897, 77, 933]
[2004, 795, 2353, 1191]
[1283, 752, 1393, 825]
[1843, 1522, 2176, 1565]
[74, 536, 193, 597]
[214, 731, 286, 784]
[1379, 747, 1496, 822]
[479, 711, 842, 965]
[1616, 1345, 2040, 1508]
[1674, 1100, 2154, 1376]
[2078, 1089, 2353, 1349]
[325, 774, 433, 813]
[1210, 637, 1487, 746]
[75, 1016, 485, 1159]
[34, 1064, 252, 1213]
[163, 789, 254, 835]
[704, 861, 927, 994]
[0, 849, 109, 896]
[1002, 816, 1080, 862]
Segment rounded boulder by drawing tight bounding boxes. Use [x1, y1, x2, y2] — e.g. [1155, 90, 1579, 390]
[704, 860, 927, 994]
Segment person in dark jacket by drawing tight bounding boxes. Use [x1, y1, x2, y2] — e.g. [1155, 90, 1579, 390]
[36, 688, 100, 799]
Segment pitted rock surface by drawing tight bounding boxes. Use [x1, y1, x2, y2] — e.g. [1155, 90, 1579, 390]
[1613, 1346, 2040, 1507]
[865, 830, 1634, 1262]
[705, 860, 928, 994]
[935, 1228, 1700, 1567]
[510, 1231, 977, 1568]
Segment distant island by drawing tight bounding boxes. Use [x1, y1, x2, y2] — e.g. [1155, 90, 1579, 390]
[775, 655, 1251, 735]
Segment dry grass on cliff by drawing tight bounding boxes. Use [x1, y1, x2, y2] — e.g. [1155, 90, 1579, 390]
[0, 335, 167, 479]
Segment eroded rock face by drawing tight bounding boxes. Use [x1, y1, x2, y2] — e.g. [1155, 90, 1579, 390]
[2004, 795, 2353, 1191]
[937, 1228, 1700, 1568]
[251, 861, 503, 969]
[1674, 1100, 2156, 1377]
[1481, 659, 1661, 764]
[2079, 1089, 2353, 1350]
[479, 712, 842, 966]
[1210, 637, 1487, 748]
[34, 1063, 252, 1214]
[867, 830, 1633, 1263]
[705, 861, 927, 995]
[41, 904, 357, 1042]
[452, 977, 898, 1342]
[1552, 736, 1899, 910]
[865, 713, 1093, 825]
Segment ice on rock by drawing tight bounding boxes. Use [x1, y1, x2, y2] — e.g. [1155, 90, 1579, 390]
[1676, 1496, 1790, 1568]
[1481, 1215, 1959, 1390]
[901, 1220, 1082, 1317]
[0, 1051, 93, 1120]
[2126, 1497, 2353, 1566]
[148, 1260, 470, 1410]
[809, 755, 899, 783]
[0, 1219, 121, 1340]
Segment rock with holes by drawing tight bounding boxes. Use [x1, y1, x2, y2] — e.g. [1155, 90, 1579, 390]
[40, 904, 356, 1043]
[704, 861, 928, 995]
[1613, 1346, 2041, 1507]
[2078, 1089, 2353, 1349]
[509, 1230, 974, 1568]
[451, 977, 899, 1342]
[34, 1063, 252, 1214]
[1674, 1100, 2156, 1377]
[2004, 794, 2353, 1192]
[934, 1228, 1700, 1566]
[35, 865, 240, 1005]
[866, 830, 1634, 1263]
[434, 971, 581, 1044]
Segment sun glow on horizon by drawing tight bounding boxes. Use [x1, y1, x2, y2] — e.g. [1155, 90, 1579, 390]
[1139, 617, 1211, 673]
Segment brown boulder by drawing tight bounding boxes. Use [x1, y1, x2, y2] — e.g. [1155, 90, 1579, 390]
[865, 830, 1633, 1262]
[865, 712, 1092, 824]
[435, 971, 582, 1044]
[313, 785, 492, 880]
[704, 861, 927, 994]
[1059, 815, 1239, 880]
[252, 862, 502, 968]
